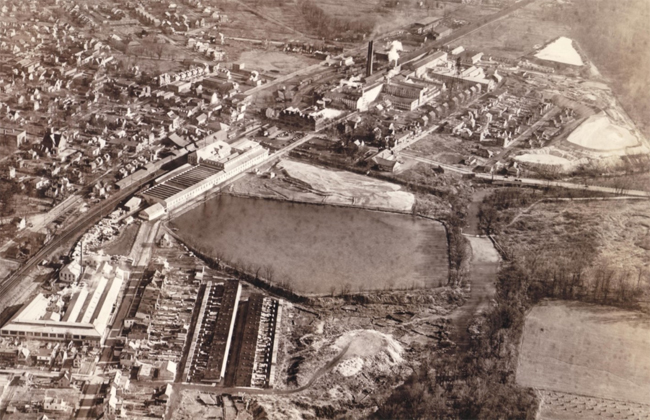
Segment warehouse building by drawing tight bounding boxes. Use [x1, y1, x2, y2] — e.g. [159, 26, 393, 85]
[1, 263, 126, 345]
[140, 139, 268, 219]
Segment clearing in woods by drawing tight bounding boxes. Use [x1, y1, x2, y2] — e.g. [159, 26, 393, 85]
[517, 301, 650, 417]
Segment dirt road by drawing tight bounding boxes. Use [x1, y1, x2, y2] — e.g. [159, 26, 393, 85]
[452, 236, 499, 350]
[451, 190, 500, 350]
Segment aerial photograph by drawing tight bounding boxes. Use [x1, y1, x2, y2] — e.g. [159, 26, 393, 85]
[0, 0, 648, 418]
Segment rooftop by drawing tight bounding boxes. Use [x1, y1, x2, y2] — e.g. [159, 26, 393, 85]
[1, 263, 126, 342]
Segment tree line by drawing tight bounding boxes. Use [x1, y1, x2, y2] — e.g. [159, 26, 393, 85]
[376, 260, 540, 419]
[478, 188, 649, 309]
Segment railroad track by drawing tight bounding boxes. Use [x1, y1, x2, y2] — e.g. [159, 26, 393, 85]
[0, 171, 161, 297]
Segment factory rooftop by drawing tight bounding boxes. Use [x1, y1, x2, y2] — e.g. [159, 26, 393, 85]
[0, 263, 126, 345]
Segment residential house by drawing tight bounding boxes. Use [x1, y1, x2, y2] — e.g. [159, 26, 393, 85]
[35, 347, 56, 365]
[119, 351, 135, 369]
[42, 131, 67, 155]
[51, 370, 72, 388]
[43, 396, 70, 413]
[45, 186, 59, 198]
[60, 261, 82, 283]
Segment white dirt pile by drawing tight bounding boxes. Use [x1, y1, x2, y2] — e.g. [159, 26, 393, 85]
[333, 330, 404, 377]
[534, 37, 583, 66]
[567, 113, 639, 151]
[310, 108, 344, 120]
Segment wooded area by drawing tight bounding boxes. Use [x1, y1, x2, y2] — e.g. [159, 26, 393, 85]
[297, 0, 376, 40]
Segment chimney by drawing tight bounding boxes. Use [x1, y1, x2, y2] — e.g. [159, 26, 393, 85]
[366, 40, 374, 77]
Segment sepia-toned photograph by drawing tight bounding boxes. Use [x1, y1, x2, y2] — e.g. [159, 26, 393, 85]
[0, 0, 648, 418]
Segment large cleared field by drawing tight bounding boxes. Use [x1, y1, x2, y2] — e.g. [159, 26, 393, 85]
[567, 113, 639, 151]
[237, 51, 320, 75]
[447, 0, 573, 59]
[171, 195, 448, 295]
[517, 301, 650, 406]
[278, 160, 415, 212]
[534, 37, 583, 66]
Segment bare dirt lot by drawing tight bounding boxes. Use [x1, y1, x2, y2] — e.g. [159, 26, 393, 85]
[517, 300, 650, 417]
[231, 159, 416, 212]
[102, 222, 140, 256]
[254, 292, 460, 419]
[448, 0, 572, 59]
[173, 390, 226, 420]
[237, 50, 320, 75]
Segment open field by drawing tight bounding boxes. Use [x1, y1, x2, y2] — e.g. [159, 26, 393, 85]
[238, 50, 320, 75]
[218, 2, 300, 41]
[231, 159, 416, 212]
[537, 390, 650, 420]
[447, 0, 572, 59]
[518, 301, 650, 407]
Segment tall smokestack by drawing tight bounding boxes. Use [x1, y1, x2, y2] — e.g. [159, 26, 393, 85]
[366, 40, 374, 77]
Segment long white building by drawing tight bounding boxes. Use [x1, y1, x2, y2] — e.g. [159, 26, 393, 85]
[139, 139, 268, 220]
[1, 263, 126, 345]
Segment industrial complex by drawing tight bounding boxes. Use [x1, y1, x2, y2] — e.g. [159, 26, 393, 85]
[0, 0, 647, 418]
[140, 139, 269, 220]
[1, 263, 126, 345]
